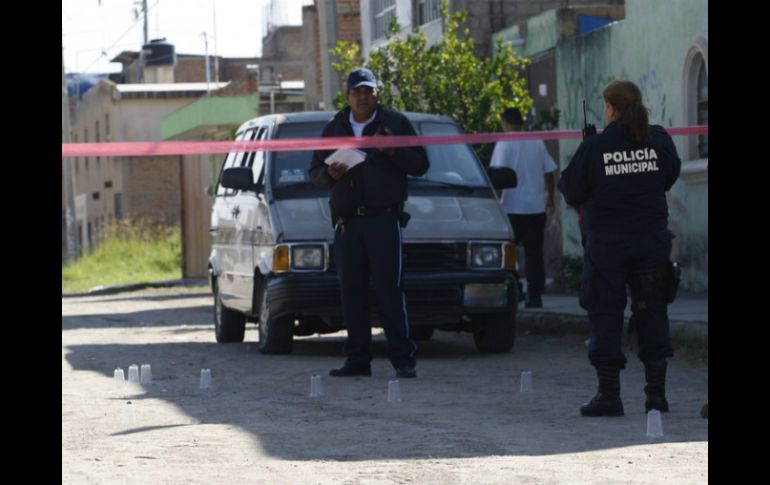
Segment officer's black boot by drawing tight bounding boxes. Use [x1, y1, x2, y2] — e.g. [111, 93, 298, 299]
[644, 359, 669, 412]
[580, 366, 624, 417]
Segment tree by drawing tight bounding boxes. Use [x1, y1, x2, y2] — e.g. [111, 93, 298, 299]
[330, 0, 533, 164]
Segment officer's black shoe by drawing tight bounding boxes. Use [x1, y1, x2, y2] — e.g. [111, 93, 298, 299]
[580, 392, 624, 417]
[645, 395, 670, 413]
[329, 363, 371, 377]
[525, 293, 542, 308]
[395, 365, 417, 378]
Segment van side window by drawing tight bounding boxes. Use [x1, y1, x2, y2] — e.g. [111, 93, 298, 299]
[216, 130, 248, 197]
[250, 127, 269, 186]
[236, 129, 259, 168]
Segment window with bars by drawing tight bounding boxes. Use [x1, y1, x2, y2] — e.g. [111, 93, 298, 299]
[372, 0, 396, 40]
[417, 0, 441, 25]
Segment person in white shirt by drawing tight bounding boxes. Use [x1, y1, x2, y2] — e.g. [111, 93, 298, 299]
[489, 108, 558, 308]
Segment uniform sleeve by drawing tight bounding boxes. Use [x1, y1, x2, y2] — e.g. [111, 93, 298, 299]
[388, 114, 429, 176]
[309, 123, 336, 188]
[557, 140, 594, 205]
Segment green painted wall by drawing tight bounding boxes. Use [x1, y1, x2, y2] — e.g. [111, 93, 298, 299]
[552, 0, 708, 291]
[161, 95, 259, 140]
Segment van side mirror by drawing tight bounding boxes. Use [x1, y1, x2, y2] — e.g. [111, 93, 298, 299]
[487, 167, 517, 190]
[221, 167, 257, 191]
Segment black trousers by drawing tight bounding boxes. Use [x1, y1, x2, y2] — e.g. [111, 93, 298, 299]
[581, 229, 675, 370]
[508, 213, 547, 296]
[333, 213, 416, 369]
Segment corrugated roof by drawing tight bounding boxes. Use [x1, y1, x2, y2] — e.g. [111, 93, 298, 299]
[115, 82, 230, 93]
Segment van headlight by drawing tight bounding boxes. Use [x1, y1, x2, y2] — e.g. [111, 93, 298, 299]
[291, 245, 325, 270]
[470, 244, 503, 269]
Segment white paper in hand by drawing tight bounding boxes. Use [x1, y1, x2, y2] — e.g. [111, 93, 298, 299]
[324, 148, 367, 169]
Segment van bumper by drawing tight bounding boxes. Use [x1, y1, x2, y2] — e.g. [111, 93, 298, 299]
[265, 270, 518, 323]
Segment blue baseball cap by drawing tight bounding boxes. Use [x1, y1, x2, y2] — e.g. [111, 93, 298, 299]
[347, 68, 377, 90]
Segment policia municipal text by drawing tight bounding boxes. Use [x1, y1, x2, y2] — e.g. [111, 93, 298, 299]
[309, 68, 429, 379]
[558, 80, 682, 417]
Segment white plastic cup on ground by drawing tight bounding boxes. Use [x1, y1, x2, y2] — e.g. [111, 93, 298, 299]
[310, 374, 323, 397]
[387, 379, 402, 403]
[140, 364, 152, 385]
[200, 369, 212, 390]
[122, 401, 136, 426]
[520, 371, 533, 393]
[646, 410, 664, 438]
[127, 364, 140, 384]
[114, 368, 126, 388]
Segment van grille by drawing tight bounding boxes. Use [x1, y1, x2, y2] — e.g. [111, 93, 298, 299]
[329, 242, 467, 272]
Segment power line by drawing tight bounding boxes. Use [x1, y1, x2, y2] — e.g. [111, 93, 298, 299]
[77, 0, 161, 74]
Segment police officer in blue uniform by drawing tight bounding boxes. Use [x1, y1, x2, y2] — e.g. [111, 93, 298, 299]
[558, 80, 682, 416]
[309, 68, 429, 378]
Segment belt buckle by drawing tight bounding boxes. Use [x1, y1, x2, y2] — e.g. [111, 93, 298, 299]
[355, 206, 366, 216]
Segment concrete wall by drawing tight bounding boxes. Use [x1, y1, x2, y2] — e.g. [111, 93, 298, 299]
[259, 25, 305, 83]
[71, 81, 202, 251]
[554, 0, 708, 291]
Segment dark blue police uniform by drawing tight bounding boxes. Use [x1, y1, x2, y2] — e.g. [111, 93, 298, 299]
[310, 107, 429, 374]
[558, 121, 681, 413]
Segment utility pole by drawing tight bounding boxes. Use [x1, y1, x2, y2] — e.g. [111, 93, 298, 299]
[212, 0, 219, 83]
[142, 0, 149, 45]
[62, 46, 80, 262]
[318, 0, 340, 110]
[202, 31, 211, 93]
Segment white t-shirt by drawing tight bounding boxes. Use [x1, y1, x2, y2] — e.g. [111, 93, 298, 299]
[349, 110, 377, 137]
[489, 138, 558, 214]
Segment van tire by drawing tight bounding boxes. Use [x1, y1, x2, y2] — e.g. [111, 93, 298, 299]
[257, 286, 293, 354]
[214, 282, 246, 343]
[473, 312, 516, 353]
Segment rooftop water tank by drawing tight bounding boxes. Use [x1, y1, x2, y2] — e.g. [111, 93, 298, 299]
[143, 38, 176, 66]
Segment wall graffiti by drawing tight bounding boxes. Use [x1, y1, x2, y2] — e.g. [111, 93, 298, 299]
[636, 68, 673, 127]
[556, 35, 707, 292]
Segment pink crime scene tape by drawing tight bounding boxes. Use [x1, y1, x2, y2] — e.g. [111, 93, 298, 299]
[61, 126, 708, 158]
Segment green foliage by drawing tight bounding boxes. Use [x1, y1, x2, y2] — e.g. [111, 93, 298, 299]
[62, 219, 182, 293]
[330, 0, 532, 165]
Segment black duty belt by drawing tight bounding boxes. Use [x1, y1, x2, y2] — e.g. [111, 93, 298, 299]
[353, 205, 398, 217]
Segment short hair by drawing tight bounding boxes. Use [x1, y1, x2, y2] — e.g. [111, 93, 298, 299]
[501, 108, 524, 126]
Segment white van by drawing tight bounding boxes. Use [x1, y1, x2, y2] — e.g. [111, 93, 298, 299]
[209, 111, 519, 354]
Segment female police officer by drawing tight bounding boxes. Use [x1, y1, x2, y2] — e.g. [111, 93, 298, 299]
[558, 80, 681, 417]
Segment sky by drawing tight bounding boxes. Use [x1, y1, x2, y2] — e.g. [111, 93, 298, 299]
[62, 0, 311, 74]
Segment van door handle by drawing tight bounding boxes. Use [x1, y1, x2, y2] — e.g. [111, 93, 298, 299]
[209, 227, 219, 235]
[231, 206, 240, 217]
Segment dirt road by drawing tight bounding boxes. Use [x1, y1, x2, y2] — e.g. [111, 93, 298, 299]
[62, 287, 708, 484]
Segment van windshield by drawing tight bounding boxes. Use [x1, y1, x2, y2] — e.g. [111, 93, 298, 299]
[271, 122, 328, 197]
[410, 122, 488, 191]
[270, 119, 491, 199]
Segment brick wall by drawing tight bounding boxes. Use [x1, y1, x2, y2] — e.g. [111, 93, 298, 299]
[338, 0, 362, 44]
[122, 157, 181, 225]
[174, 57, 207, 83]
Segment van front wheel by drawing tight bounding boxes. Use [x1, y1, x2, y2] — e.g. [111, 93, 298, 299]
[213, 282, 246, 343]
[257, 286, 293, 354]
